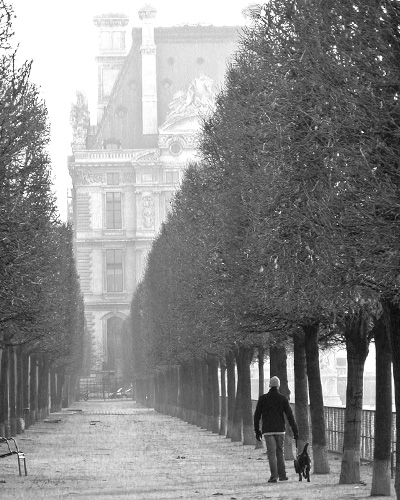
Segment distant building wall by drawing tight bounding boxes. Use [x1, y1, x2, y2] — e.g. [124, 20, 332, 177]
[69, 7, 241, 379]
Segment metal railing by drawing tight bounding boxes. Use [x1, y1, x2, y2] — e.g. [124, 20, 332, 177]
[252, 400, 396, 465]
[78, 378, 124, 400]
[323, 405, 396, 463]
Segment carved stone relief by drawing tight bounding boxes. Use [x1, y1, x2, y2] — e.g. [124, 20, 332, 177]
[137, 151, 159, 162]
[158, 134, 199, 150]
[70, 91, 90, 149]
[75, 169, 106, 185]
[160, 74, 216, 130]
[141, 192, 155, 229]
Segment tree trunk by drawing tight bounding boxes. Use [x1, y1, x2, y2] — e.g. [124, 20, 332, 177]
[226, 351, 236, 439]
[153, 372, 160, 413]
[255, 347, 265, 449]
[37, 356, 43, 420]
[60, 368, 69, 408]
[16, 346, 24, 433]
[176, 366, 182, 418]
[219, 360, 227, 436]
[270, 345, 290, 397]
[43, 358, 50, 419]
[293, 330, 310, 452]
[165, 369, 170, 415]
[258, 347, 265, 395]
[29, 355, 38, 425]
[208, 356, 220, 433]
[201, 359, 209, 430]
[0, 347, 10, 435]
[270, 344, 294, 459]
[57, 368, 64, 410]
[9, 346, 17, 436]
[231, 351, 242, 442]
[177, 366, 185, 420]
[179, 365, 186, 421]
[38, 355, 49, 421]
[173, 365, 180, 417]
[269, 345, 278, 380]
[339, 311, 369, 484]
[23, 355, 30, 428]
[382, 298, 400, 498]
[189, 360, 198, 425]
[50, 369, 56, 414]
[303, 323, 330, 473]
[206, 357, 214, 431]
[237, 346, 254, 445]
[194, 358, 203, 427]
[370, 315, 392, 496]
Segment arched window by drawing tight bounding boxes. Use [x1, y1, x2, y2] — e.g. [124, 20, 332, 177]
[106, 316, 123, 370]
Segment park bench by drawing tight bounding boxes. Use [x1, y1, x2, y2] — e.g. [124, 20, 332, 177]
[0, 437, 27, 476]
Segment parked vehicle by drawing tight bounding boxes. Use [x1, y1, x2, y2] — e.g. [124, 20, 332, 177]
[123, 387, 133, 398]
[108, 386, 133, 399]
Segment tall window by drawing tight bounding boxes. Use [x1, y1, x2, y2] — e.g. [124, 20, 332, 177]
[106, 317, 123, 370]
[100, 31, 112, 49]
[113, 31, 125, 50]
[106, 249, 123, 292]
[106, 192, 122, 229]
[166, 171, 179, 183]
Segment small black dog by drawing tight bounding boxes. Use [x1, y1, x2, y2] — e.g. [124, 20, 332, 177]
[294, 442, 311, 482]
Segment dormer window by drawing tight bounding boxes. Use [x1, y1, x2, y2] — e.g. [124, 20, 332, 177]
[115, 106, 127, 118]
[103, 138, 121, 150]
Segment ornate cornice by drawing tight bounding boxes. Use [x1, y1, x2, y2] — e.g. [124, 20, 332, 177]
[73, 149, 159, 164]
[158, 134, 199, 149]
[93, 15, 129, 29]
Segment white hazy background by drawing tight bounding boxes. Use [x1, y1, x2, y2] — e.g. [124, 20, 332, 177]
[10, 0, 251, 220]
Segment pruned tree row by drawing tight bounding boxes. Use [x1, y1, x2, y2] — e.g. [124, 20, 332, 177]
[0, 1, 88, 435]
[130, 1, 400, 496]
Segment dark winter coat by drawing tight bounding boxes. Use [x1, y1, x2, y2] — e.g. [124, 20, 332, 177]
[254, 387, 298, 436]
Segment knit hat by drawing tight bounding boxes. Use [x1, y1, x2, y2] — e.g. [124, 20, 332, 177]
[269, 376, 280, 387]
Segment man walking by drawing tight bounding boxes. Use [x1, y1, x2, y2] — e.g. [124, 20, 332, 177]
[254, 376, 299, 483]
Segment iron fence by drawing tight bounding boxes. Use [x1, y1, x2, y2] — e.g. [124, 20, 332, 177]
[252, 400, 396, 470]
[288, 403, 396, 475]
[323, 405, 396, 463]
[78, 378, 124, 400]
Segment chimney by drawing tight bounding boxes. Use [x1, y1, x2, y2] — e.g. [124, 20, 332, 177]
[138, 4, 158, 135]
[93, 13, 129, 124]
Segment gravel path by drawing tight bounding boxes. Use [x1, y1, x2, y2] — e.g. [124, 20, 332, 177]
[0, 400, 395, 499]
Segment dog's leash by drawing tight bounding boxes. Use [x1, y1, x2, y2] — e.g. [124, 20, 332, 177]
[293, 438, 300, 474]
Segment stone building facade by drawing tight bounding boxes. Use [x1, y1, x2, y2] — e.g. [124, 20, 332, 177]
[68, 6, 240, 379]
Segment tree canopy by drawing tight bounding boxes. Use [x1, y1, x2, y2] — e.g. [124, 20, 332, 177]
[0, 0, 86, 372]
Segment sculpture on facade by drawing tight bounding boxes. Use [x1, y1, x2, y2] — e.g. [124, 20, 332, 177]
[162, 74, 216, 129]
[70, 91, 90, 149]
[142, 193, 155, 228]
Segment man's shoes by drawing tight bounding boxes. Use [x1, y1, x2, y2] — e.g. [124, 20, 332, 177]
[268, 478, 278, 483]
[279, 476, 288, 481]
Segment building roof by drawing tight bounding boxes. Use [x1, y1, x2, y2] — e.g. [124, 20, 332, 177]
[91, 23, 241, 150]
